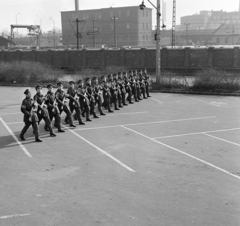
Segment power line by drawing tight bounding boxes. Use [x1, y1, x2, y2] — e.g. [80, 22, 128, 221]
[1, 0, 61, 8]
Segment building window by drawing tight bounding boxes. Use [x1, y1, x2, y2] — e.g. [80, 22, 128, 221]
[143, 23, 144, 29]
[86, 13, 89, 19]
[225, 37, 228, 44]
[127, 23, 130, 29]
[146, 35, 148, 41]
[127, 10, 130, 16]
[110, 11, 113, 17]
[83, 13, 85, 19]
[143, 10, 144, 17]
[146, 23, 148, 29]
[146, 10, 148, 17]
[217, 37, 220, 44]
[118, 11, 121, 17]
[143, 35, 145, 41]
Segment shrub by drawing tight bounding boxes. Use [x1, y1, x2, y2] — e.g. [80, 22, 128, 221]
[0, 61, 63, 84]
[152, 72, 189, 90]
[192, 69, 240, 92]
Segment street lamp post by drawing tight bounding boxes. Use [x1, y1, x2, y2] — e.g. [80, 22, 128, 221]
[51, 18, 56, 48]
[36, 15, 42, 47]
[184, 23, 191, 45]
[111, 16, 118, 49]
[16, 13, 20, 36]
[139, 0, 161, 85]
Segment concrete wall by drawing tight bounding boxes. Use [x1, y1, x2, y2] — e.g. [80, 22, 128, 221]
[0, 47, 240, 71]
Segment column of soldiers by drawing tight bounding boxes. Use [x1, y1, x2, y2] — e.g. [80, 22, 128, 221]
[19, 69, 151, 142]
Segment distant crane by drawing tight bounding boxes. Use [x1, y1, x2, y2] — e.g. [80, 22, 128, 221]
[172, 0, 176, 48]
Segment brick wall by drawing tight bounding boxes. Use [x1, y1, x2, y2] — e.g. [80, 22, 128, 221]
[0, 47, 240, 71]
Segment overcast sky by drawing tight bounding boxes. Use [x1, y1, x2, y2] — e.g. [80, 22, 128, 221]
[0, 0, 239, 35]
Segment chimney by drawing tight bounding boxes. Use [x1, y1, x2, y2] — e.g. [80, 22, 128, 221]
[75, 0, 79, 11]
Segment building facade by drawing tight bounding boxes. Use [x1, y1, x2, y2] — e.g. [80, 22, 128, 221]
[61, 6, 153, 48]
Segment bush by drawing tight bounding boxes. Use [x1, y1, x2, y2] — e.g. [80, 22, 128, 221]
[0, 61, 63, 84]
[152, 73, 189, 90]
[192, 69, 240, 92]
[65, 66, 129, 83]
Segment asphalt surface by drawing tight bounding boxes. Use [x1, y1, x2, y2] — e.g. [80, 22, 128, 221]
[0, 86, 240, 226]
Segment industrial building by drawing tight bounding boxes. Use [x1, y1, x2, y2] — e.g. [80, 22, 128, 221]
[61, 6, 153, 48]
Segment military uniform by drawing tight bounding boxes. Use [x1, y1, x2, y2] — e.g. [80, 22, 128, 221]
[143, 69, 151, 97]
[93, 77, 106, 116]
[55, 82, 76, 127]
[101, 75, 113, 113]
[123, 72, 133, 104]
[20, 89, 41, 142]
[108, 74, 119, 110]
[85, 78, 99, 119]
[67, 81, 85, 125]
[77, 82, 91, 121]
[45, 84, 65, 132]
[33, 85, 56, 136]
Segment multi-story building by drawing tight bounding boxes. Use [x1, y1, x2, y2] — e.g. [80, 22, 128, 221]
[61, 6, 153, 48]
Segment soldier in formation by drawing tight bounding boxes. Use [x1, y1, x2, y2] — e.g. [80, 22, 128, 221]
[19, 69, 151, 142]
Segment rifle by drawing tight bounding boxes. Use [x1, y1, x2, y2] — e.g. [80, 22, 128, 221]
[29, 100, 38, 122]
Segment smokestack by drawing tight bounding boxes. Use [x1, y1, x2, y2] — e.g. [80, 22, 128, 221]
[75, 0, 79, 11]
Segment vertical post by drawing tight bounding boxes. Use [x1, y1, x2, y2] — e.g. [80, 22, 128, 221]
[76, 18, 79, 50]
[184, 23, 190, 45]
[113, 16, 117, 49]
[93, 20, 96, 48]
[156, 0, 161, 84]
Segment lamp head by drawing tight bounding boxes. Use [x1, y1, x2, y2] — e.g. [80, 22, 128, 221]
[139, 1, 146, 10]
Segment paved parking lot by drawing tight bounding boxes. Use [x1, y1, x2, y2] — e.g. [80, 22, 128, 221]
[0, 86, 240, 226]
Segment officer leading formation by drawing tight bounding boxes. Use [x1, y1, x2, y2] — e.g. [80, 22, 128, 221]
[19, 69, 151, 142]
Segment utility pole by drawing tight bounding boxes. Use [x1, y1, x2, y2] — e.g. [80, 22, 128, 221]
[232, 25, 235, 45]
[156, 0, 161, 84]
[74, 18, 85, 50]
[111, 16, 118, 49]
[172, 0, 176, 48]
[184, 23, 191, 45]
[139, 0, 161, 85]
[93, 20, 96, 48]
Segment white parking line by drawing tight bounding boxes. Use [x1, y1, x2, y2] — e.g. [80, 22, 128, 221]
[0, 213, 30, 219]
[0, 112, 21, 116]
[75, 116, 216, 131]
[106, 111, 148, 117]
[0, 117, 32, 158]
[150, 98, 164, 103]
[0, 104, 21, 108]
[185, 96, 221, 106]
[64, 126, 135, 173]
[203, 133, 240, 147]
[121, 125, 240, 180]
[152, 127, 240, 139]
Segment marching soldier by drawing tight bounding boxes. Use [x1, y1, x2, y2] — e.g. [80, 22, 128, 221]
[85, 77, 99, 119]
[55, 82, 76, 127]
[45, 84, 65, 133]
[118, 72, 128, 106]
[133, 72, 142, 101]
[108, 74, 119, 110]
[143, 69, 151, 97]
[66, 81, 85, 125]
[101, 75, 113, 113]
[129, 71, 139, 102]
[139, 70, 147, 99]
[123, 72, 133, 104]
[93, 77, 106, 116]
[77, 79, 92, 121]
[113, 73, 123, 108]
[33, 85, 56, 137]
[19, 88, 42, 142]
